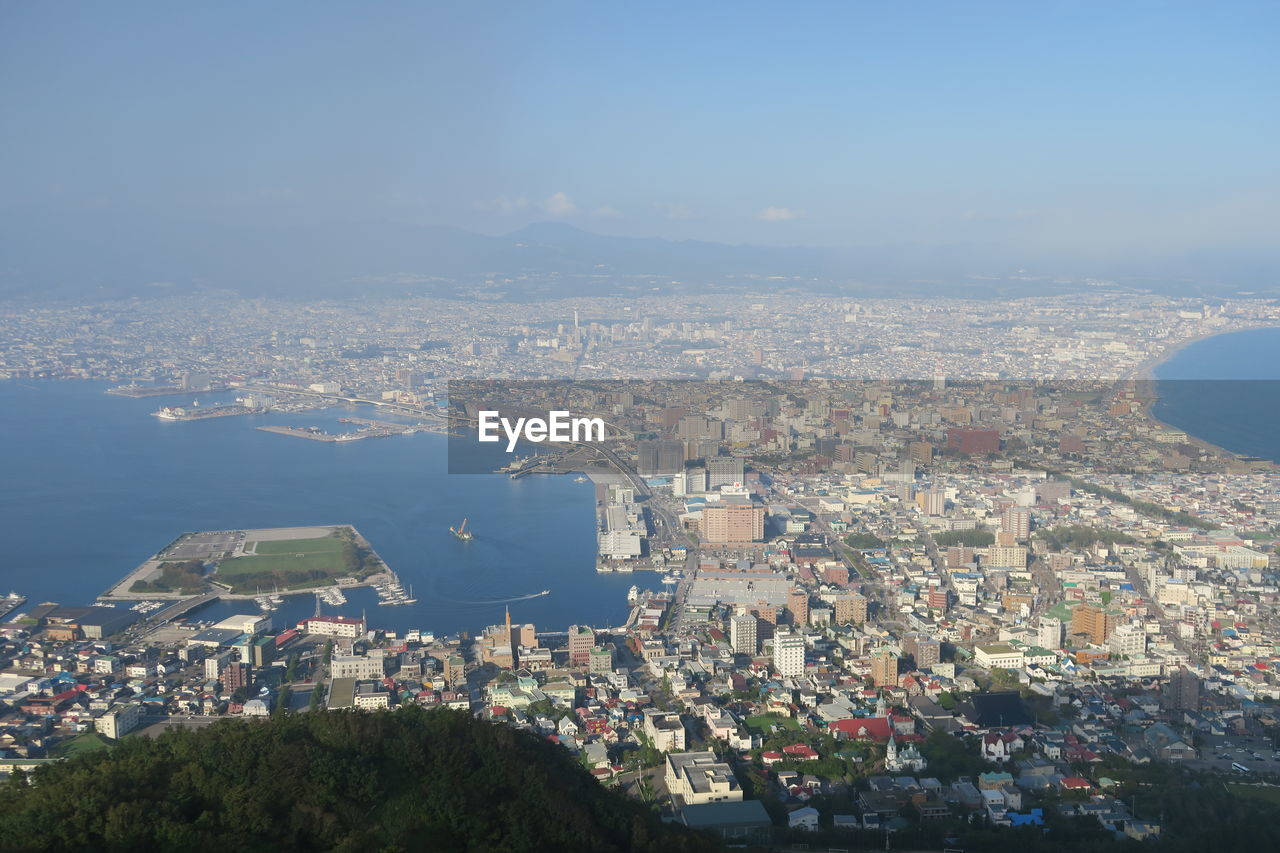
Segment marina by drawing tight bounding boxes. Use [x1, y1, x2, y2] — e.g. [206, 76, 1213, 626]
[0, 593, 28, 622]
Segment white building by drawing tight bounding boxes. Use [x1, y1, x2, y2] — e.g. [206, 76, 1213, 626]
[974, 643, 1025, 670]
[96, 703, 142, 739]
[643, 710, 686, 752]
[665, 751, 742, 806]
[302, 616, 365, 639]
[773, 628, 805, 677]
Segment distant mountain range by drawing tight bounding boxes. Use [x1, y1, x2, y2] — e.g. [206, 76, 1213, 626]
[0, 213, 1274, 302]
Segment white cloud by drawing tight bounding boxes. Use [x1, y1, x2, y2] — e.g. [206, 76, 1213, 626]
[758, 206, 803, 222]
[542, 191, 578, 217]
[474, 195, 529, 214]
[654, 201, 693, 220]
[592, 205, 623, 218]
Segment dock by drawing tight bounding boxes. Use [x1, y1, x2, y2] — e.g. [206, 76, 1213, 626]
[0, 594, 28, 622]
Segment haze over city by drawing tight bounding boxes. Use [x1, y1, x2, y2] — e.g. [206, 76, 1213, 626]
[2, 1, 1278, 299]
[3, 3, 1280, 851]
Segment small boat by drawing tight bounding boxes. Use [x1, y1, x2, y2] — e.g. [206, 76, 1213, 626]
[450, 518, 474, 540]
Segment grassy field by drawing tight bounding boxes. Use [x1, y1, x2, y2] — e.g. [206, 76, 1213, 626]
[1228, 783, 1280, 805]
[216, 534, 358, 592]
[55, 732, 114, 758]
[219, 537, 346, 578]
[745, 714, 801, 735]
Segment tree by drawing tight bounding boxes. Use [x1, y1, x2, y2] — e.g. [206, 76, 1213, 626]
[0, 708, 721, 852]
[308, 683, 326, 711]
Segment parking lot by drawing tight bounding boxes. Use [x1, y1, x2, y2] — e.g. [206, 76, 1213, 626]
[162, 531, 244, 561]
[1187, 734, 1280, 775]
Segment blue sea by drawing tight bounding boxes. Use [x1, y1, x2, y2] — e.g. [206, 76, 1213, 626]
[1154, 326, 1280, 463]
[0, 381, 634, 636]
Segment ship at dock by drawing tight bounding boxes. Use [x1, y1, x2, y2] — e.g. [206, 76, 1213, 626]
[152, 403, 261, 421]
[450, 518, 474, 540]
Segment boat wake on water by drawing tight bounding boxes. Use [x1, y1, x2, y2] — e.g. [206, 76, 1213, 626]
[436, 589, 551, 606]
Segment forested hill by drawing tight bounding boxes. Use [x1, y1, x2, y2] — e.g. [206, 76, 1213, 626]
[0, 707, 721, 852]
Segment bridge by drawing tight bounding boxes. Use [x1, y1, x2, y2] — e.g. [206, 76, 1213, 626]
[146, 591, 221, 626]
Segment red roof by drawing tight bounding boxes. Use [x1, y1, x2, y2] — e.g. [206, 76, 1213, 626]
[829, 717, 892, 739]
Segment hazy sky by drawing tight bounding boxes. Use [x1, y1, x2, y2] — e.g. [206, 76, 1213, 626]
[2, 1, 1276, 255]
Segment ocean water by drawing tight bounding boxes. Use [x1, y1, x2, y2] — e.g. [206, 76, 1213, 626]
[0, 381, 634, 636]
[1154, 326, 1280, 463]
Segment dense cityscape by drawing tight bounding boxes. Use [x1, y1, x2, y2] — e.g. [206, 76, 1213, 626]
[5, 2, 1279, 849]
[2, 290, 1280, 849]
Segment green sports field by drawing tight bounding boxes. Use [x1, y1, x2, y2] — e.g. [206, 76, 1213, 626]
[216, 535, 356, 592]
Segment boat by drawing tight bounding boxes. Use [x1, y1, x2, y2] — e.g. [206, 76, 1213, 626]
[574, 476, 588, 483]
[450, 518, 474, 540]
[540, 589, 550, 596]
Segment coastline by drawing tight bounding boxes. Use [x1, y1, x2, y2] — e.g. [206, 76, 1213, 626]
[1129, 323, 1280, 468]
[1127, 321, 1280, 382]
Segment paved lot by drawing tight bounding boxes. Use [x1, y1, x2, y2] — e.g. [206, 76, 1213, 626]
[1185, 733, 1280, 775]
[163, 531, 243, 560]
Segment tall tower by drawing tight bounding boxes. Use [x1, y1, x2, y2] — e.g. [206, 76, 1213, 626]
[505, 606, 514, 668]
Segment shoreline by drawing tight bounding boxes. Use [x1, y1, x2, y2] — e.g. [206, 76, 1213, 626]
[1130, 323, 1280, 468]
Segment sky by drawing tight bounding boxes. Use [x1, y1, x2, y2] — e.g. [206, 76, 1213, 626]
[1, 1, 1277, 260]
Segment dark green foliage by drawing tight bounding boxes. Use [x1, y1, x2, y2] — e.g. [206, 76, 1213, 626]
[1034, 469, 1218, 530]
[130, 559, 205, 594]
[1035, 525, 1135, 550]
[0, 707, 720, 852]
[843, 532, 885, 549]
[934, 529, 995, 547]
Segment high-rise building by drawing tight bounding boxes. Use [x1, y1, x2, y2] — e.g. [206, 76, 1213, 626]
[917, 488, 946, 516]
[1000, 506, 1031, 540]
[773, 628, 805, 677]
[986, 545, 1028, 569]
[730, 612, 757, 656]
[902, 633, 940, 670]
[637, 440, 684, 476]
[701, 500, 766, 543]
[1038, 617, 1063, 650]
[1165, 666, 1201, 711]
[927, 587, 949, 612]
[567, 625, 595, 667]
[707, 457, 746, 490]
[786, 587, 809, 626]
[1071, 604, 1118, 645]
[849, 592, 868, 624]
[1107, 622, 1146, 658]
[871, 649, 899, 687]
[908, 441, 933, 464]
[946, 428, 1000, 455]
